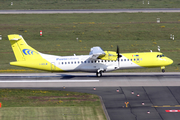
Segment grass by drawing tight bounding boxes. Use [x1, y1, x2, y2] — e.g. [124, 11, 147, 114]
[0, 89, 106, 120]
[0, 0, 180, 10]
[0, 107, 104, 120]
[0, 89, 100, 107]
[0, 13, 180, 72]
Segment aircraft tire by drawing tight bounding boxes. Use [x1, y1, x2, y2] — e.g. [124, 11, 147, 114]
[96, 71, 102, 77]
[162, 69, 165, 73]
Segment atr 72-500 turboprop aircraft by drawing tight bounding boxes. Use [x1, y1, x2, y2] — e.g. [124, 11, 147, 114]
[8, 34, 173, 77]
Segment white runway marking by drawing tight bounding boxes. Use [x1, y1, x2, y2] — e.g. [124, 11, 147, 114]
[0, 80, 99, 83]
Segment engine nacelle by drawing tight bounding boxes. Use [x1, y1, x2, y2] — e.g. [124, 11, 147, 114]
[98, 51, 117, 60]
[105, 66, 118, 72]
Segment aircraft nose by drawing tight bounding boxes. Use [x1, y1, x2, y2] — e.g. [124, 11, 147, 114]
[167, 58, 173, 65]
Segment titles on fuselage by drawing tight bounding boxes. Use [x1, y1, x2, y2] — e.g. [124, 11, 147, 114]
[56, 57, 79, 61]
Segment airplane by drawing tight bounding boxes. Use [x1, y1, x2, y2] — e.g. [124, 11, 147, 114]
[8, 34, 173, 77]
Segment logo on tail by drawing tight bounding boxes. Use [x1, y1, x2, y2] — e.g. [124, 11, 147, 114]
[22, 49, 39, 55]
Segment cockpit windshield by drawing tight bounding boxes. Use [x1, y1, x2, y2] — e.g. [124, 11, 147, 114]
[157, 54, 165, 58]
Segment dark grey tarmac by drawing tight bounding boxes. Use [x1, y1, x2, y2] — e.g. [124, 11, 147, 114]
[0, 73, 180, 87]
[1, 73, 180, 120]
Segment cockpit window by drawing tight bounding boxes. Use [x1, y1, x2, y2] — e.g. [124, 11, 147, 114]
[157, 54, 165, 58]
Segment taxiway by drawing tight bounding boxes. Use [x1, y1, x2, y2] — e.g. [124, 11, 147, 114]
[0, 8, 180, 14]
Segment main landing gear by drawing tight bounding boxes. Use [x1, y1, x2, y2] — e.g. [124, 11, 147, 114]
[96, 70, 103, 77]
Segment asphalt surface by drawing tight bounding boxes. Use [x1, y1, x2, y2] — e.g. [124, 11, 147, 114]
[5, 86, 180, 120]
[1, 8, 180, 14]
[1, 72, 180, 120]
[0, 72, 180, 87]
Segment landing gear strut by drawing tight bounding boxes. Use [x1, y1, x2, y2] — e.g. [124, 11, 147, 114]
[96, 71, 102, 77]
[161, 66, 165, 73]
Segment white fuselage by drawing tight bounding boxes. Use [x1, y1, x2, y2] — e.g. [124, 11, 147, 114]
[41, 53, 141, 72]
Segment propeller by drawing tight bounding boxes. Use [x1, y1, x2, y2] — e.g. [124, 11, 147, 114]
[116, 45, 121, 60]
[116, 45, 121, 67]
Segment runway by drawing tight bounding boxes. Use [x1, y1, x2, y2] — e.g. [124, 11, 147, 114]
[1, 72, 180, 120]
[0, 72, 180, 87]
[1, 8, 180, 14]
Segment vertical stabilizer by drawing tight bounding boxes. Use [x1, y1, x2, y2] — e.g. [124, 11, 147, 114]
[8, 34, 42, 61]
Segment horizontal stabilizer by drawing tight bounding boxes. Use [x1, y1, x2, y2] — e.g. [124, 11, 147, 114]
[8, 34, 23, 41]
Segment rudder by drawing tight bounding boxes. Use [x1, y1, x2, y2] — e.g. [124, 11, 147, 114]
[8, 34, 42, 61]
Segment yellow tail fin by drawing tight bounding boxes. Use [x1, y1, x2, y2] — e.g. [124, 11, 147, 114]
[8, 34, 42, 61]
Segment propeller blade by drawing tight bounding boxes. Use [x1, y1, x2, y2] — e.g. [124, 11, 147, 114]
[117, 45, 120, 68]
[117, 45, 120, 61]
[117, 45, 119, 55]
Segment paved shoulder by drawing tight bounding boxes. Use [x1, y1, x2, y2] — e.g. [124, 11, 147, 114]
[1, 8, 180, 14]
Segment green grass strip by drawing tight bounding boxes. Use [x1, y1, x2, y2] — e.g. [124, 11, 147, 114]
[0, 106, 106, 120]
[0, 89, 106, 120]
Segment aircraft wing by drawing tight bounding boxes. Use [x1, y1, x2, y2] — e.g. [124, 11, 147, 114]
[89, 46, 118, 60]
[89, 47, 105, 60]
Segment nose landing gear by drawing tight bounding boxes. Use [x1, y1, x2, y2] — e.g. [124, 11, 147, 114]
[161, 66, 165, 73]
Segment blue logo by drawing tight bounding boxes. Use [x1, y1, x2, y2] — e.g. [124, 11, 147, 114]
[22, 49, 39, 55]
